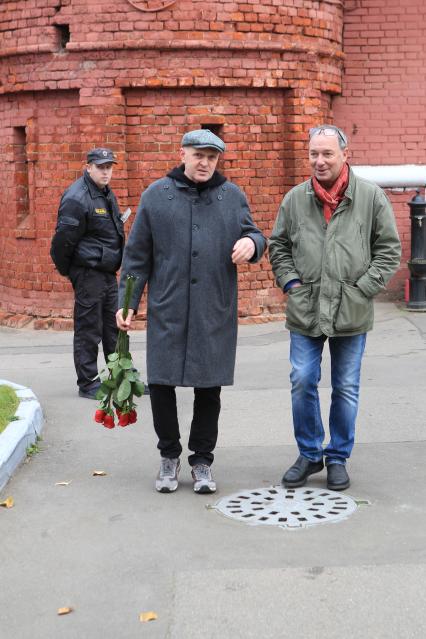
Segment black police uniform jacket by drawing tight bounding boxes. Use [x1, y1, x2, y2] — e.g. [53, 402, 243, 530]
[50, 171, 124, 277]
[118, 170, 266, 388]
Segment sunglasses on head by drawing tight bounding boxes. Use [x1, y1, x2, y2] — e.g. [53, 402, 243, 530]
[309, 126, 347, 147]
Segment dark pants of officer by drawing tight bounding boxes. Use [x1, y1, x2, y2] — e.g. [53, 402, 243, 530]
[70, 267, 118, 392]
[149, 385, 221, 467]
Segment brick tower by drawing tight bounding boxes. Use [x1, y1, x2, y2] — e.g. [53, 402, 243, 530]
[0, 0, 344, 326]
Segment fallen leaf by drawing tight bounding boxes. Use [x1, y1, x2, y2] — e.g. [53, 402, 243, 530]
[55, 481, 72, 486]
[57, 607, 73, 615]
[0, 497, 14, 509]
[92, 470, 107, 476]
[139, 611, 157, 623]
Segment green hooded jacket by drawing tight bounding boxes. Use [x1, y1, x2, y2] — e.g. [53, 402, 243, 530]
[269, 168, 401, 337]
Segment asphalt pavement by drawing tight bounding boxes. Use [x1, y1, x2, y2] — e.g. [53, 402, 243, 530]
[1, 301, 426, 639]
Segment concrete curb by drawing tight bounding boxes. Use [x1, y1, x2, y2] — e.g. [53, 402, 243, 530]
[0, 379, 44, 493]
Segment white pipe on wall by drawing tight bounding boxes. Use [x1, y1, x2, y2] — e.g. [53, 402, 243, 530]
[352, 165, 426, 189]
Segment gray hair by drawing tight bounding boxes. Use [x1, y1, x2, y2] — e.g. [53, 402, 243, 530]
[309, 125, 348, 150]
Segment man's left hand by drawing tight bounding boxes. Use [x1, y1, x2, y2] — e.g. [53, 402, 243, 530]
[232, 237, 256, 264]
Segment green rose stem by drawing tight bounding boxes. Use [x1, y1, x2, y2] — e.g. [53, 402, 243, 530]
[116, 274, 135, 359]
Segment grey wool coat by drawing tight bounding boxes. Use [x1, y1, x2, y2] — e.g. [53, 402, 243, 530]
[118, 174, 266, 387]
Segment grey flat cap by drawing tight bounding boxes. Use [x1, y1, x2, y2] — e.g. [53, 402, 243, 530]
[181, 129, 225, 153]
[87, 147, 117, 165]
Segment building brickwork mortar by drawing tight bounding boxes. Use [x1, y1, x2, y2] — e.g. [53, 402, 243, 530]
[1, 0, 416, 327]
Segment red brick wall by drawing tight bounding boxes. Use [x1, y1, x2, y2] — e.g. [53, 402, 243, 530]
[125, 87, 289, 319]
[333, 0, 426, 296]
[0, 0, 346, 324]
[0, 0, 343, 56]
[0, 91, 81, 318]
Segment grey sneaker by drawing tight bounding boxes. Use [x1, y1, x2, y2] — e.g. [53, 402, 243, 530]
[191, 464, 216, 494]
[155, 457, 180, 493]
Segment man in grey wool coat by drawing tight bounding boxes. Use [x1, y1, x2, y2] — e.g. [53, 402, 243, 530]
[116, 129, 266, 494]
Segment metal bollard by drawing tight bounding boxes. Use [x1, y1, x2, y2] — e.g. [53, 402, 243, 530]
[407, 189, 426, 311]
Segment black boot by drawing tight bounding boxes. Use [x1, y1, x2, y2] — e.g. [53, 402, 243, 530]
[282, 455, 324, 488]
[327, 464, 350, 491]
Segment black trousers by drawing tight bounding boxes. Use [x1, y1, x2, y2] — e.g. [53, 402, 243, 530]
[149, 384, 221, 466]
[71, 267, 118, 392]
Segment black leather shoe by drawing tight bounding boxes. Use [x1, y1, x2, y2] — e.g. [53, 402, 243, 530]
[282, 455, 324, 488]
[78, 386, 100, 400]
[327, 464, 350, 491]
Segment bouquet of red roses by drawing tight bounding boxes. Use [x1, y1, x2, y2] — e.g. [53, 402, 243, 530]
[94, 275, 145, 429]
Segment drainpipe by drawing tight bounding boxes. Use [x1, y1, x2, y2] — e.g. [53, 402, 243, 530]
[351, 165, 426, 190]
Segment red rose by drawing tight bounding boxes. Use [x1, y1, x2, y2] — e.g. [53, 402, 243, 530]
[118, 413, 130, 427]
[103, 414, 115, 429]
[94, 409, 106, 423]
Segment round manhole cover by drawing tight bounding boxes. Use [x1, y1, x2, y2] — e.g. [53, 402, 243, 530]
[214, 486, 358, 529]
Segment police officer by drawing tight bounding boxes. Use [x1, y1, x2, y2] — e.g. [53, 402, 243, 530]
[51, 148, 124, 398]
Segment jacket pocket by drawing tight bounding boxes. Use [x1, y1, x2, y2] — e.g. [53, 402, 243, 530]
[100, 246, 121, 273]
[334, 281, 372, 332]
[73, 238, 102, 268]
[285, 283, 316, 331]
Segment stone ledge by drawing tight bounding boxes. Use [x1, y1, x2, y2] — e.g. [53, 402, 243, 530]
[239, 313, 285, 325]
[0, 313, 33, 329]
[49, 318, 74, 331]
[0, 313, 285, 330]
[34, 318, 74, 331]
[0, 380, 44, 494]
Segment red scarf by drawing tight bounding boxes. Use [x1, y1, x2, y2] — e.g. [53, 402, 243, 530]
[312, 163, 349, 223]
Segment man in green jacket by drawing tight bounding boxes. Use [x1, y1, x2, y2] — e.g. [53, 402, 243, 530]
[269, 125, 401, 491]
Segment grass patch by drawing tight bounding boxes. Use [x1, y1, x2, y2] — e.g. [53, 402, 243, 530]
[26, 437, 42, 457]
[0, 385, 20, 434]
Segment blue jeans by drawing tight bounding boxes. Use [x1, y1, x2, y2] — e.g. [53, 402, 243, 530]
[289, 332, 366, 465]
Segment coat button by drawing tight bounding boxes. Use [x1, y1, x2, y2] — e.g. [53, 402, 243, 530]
[217, 194, 223, 200]
[192, 251, 198, 257]
[191, 278, 197, 284]
[192, 224, 199, 231]
[168, 195, 173, 200]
